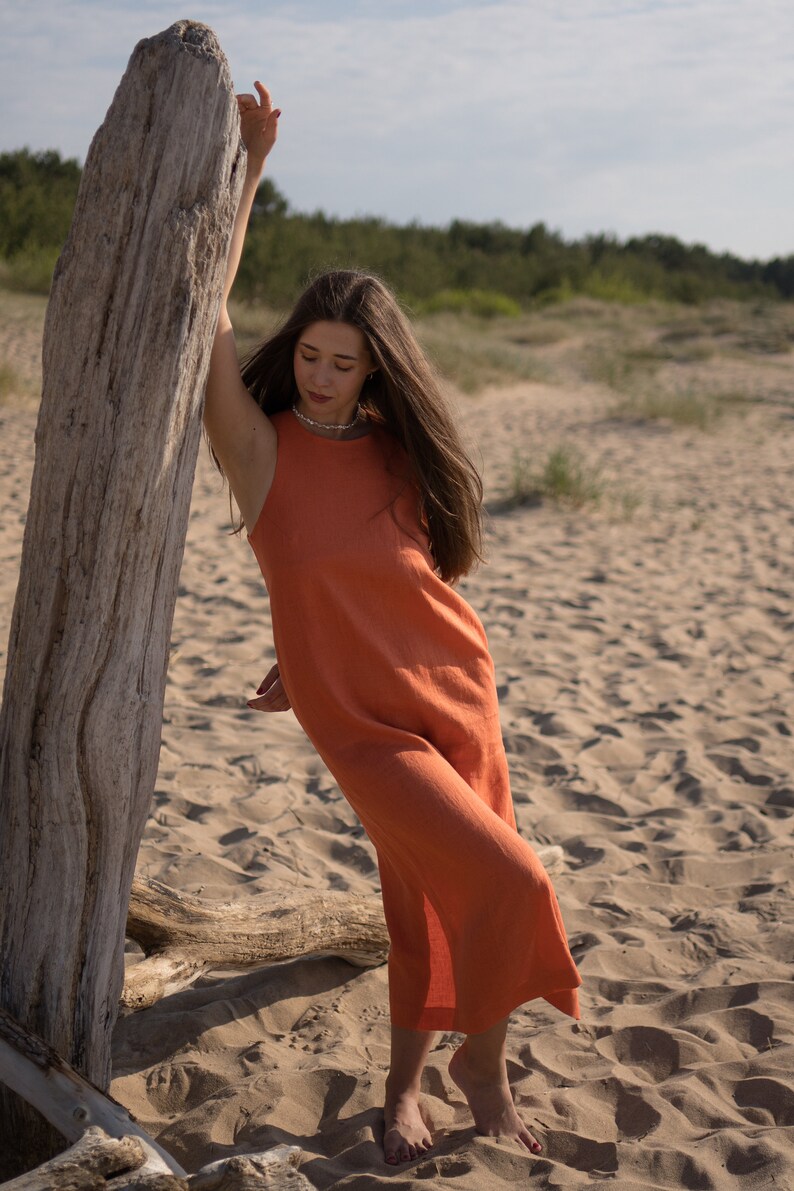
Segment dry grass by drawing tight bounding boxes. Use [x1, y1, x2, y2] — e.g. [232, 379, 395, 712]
[1, 283, 791, 423]
[0, 286, 48, 329]
[506, 320, 571, 347]
[496, 447, 604, 511]
[571, 299, 794, 431]
[609, 384, 761, 430]
[0, 361, 26, 404]
[417, 314, 550, 393]
[609, 389, 719, 430]
[658, 300, 794, 357]
[488, 445, 641, 521]
[0, 289, 46, 405]
[227, 299, 284, 358]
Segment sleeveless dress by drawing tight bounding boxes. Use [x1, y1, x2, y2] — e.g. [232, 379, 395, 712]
[248, 411, 581, 1032]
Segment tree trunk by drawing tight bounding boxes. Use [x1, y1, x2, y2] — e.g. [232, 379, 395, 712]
[0, 21, 243, 1174]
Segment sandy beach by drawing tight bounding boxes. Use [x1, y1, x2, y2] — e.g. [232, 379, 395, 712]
[1, 300, 792, 1188]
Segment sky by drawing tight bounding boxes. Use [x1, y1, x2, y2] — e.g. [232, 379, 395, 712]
[0, 0, 791, 261]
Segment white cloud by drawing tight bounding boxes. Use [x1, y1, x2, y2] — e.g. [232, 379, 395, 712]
[0, 0, 791, 257]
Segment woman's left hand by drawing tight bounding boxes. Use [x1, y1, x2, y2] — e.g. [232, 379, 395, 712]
[236, 80, 281, 168]
[247, 663, 291, 712]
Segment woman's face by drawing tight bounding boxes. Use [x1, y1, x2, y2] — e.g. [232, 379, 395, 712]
[293, 321, 375, 425]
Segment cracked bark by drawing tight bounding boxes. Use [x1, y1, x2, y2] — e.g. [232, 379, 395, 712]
[0, 21, 244, 1175]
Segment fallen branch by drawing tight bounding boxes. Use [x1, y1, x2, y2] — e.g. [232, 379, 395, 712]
[0, 1127, 311, 1191]
[1, 1127, 145, 1191]
[0, 1008, 183, 1176]
[123, 876, 391, 1011]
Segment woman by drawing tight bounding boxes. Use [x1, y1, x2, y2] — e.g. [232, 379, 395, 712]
[204, 81, 581, 1167]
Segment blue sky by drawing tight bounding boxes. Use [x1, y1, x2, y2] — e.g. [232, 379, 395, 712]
[1, 0, 791, 260]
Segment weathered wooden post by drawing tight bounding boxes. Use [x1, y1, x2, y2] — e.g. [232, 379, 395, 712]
[0, 22, 244, 1173]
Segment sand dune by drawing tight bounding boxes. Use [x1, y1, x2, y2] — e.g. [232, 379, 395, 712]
[1, 309, 792, 1188]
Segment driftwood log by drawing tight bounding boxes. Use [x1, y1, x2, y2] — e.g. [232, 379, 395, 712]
[122, 847, 565, 1011]
[0, 1012, 314, 1190]
[0, 1128, 147, 1191]
[0, 1007, 185, 1178]
[123, 876, 391, 1011]
[0, 21, 244, 1172]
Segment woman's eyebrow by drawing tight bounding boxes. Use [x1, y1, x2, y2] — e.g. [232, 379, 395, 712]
[299, 339, 358, 361]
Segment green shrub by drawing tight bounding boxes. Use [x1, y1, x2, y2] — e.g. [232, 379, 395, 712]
[418, 289, 522, 318]
[580, 271, 652, 305]
[538, 446, 604, 505]
[502, 446, 604, 509]
[3, 245, 59, 294]
[2, 147, 791, 308]
[0, 149, 80, 258]
[531, 280, 576, 307]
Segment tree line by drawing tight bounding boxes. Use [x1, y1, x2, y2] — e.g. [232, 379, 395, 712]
[2, 148, 793, 308]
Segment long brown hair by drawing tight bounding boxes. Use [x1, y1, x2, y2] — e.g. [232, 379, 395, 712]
[228, 270, 484, 582]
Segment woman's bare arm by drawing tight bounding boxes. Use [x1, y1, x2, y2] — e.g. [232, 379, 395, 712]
[204, 82, 281, 534]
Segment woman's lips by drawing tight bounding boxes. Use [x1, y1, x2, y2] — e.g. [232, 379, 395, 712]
[308, 392, 333, 404]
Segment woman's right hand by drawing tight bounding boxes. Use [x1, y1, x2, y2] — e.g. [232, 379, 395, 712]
[236, 81, 281, 168]
[246, 663, 291, 712]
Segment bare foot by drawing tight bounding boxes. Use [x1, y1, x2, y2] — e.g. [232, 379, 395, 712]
[448, 1043, 542, 1155]
[383, 1086, 433, 1165]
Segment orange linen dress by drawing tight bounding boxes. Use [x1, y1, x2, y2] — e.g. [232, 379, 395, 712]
[248, 411, 581, 1033]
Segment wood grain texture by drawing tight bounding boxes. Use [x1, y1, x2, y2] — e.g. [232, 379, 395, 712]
[122, 875, 390, 1010]
[0, 1007, 184, 1176]
[0, 1128, 145, 1191]
[0, 20, 244, 1171]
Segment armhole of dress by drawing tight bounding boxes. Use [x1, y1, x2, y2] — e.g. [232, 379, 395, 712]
[246, 415, 287, 544]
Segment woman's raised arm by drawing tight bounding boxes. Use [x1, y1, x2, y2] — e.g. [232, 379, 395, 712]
[203, 81, 281, 534]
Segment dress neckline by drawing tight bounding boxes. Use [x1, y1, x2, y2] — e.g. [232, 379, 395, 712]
[288, 410, 377, 444]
